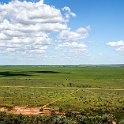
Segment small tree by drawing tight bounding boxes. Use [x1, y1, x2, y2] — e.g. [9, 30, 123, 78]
[76, 115, 85, 124]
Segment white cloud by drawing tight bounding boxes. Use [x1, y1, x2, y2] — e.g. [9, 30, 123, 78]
[62, 6, 76, 21]
[0, 0, 90, 57]
[58, 26, 90, 42]
[107, 40, 124, 46]
[116, 46, 124, 51]
[0, 0, 68, 55]
[56, 42, 87, 55]
[57, 42, 87, 50]
[56, 26, 90, 56]
[107, 40, 124, 51]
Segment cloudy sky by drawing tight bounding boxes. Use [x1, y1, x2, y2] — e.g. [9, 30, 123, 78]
[0, 0, 124, 65]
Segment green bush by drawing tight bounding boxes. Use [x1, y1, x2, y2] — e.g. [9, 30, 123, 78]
[119, 120, 124, 124]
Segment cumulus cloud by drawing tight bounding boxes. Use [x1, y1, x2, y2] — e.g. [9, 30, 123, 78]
[56, 42, 87, 55]
[0, 0, 89, 57]
[58, 26, 90, 42]
[0, 0, 68, 55]
[56, 26, 90, 54]
[57, 42, 87, 50]
[62, 6, 76, 22]
[107, 40, 124, 51]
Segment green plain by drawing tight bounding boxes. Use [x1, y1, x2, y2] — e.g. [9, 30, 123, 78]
[0, 65, 124, 120]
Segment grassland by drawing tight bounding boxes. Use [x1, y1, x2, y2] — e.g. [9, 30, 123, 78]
[0, 65, 124, 122]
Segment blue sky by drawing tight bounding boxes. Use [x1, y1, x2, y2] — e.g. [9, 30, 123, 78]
[0, 0, 124, 65]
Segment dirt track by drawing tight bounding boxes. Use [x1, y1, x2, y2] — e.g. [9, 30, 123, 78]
[0, 86, 123, 118]
[0, 86, 124, 90]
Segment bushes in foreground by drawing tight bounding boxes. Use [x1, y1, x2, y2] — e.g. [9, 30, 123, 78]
[0, 112, 117, 124]
[0, 112, 71, 124]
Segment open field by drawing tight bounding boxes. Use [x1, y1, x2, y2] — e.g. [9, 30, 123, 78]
[0, 65, 124, 88]
[0, 65, 124, 123]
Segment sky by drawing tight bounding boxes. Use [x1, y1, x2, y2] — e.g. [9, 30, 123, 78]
[0, 0, 124, 65]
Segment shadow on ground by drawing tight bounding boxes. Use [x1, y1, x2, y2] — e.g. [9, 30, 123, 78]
[0, 71, 60, 77]
[0, 71, 31, 77]
[29, 71, 60, 73]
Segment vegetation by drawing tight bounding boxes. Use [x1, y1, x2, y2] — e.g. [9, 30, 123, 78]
[0, 112, 117, 124]
[0, 65, 124, 123]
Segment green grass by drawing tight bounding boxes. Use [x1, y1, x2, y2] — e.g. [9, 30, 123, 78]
[0, 65, 124, 88]
[0, 86, 75, 107]
[0, 65, 124, 120]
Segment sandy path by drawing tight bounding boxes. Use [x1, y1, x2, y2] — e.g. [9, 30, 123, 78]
[0, 86, 124, 90]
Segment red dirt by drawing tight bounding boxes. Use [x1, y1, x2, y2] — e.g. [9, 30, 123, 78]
[11, 106, 40, 115]
[0, 106, 65, 116]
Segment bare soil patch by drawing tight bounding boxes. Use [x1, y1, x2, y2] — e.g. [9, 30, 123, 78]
[0, 106, 65, 116]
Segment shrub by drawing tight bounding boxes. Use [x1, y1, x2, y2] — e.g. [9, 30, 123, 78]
[119, 120, 124, 124]
[76, 115, 85, 124]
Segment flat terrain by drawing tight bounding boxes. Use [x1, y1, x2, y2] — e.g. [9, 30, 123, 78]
[0, 65, 124, 120]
